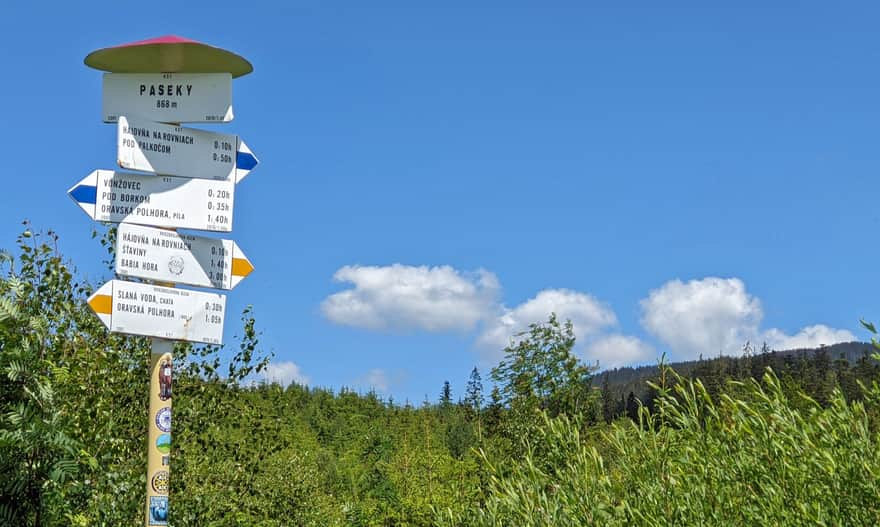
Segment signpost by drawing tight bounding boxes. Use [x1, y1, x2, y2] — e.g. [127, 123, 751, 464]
[103, 73, 233, 124]
[68, 170, 236, 232]
[79, 35, 256, 526]
[118, 115, 257, 182]
[88, 279, 227, 344]
[116, 223, 254, 290]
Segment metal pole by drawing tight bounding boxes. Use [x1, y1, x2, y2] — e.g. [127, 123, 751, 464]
[146, 338, 173, 526]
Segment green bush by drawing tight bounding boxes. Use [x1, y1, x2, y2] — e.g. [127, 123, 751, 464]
[441, 367, 880, 526]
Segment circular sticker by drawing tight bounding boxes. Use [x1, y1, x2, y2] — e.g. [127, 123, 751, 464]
[151, 470, 170, 494]
[156, 433, 171, 454]
[155, 407, 171, 433]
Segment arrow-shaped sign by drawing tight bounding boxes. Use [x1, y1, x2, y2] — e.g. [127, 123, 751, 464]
[88, 279, 226, 344]
[116, 223, 253, 290]
[103, 73, 233, 124]
[68, 170, 235, 232]
[118, 116, 257, 183]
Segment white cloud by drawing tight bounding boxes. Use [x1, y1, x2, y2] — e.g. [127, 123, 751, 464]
[640, 277, 855, 360]
[263, 361, 310, 386]
[321, 264, 499, 332]
[762, 325, 856, 351]
[476, 288, 618, 356]
[321, 266, 625, 362]
[321, 263, 856, 372]
[640, 277, 763, 360]
[585, 335, 655, 369]
[355, 368, 390, 393]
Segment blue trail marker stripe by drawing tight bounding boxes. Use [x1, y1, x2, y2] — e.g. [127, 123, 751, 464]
[236, 151, 258, 170]
[70, 185, 97, 205]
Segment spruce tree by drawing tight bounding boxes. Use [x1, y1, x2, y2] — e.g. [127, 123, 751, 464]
[464, 367, 483, 415]
[440, 380, 453, 409]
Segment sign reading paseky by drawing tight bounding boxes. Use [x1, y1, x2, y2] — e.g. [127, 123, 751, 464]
[68, 170, 235, 232]
[117, 116, 257, 183]
[116, 223, 254, 290]
[103, 73, 234, 124]
[88, 279, 226, 344]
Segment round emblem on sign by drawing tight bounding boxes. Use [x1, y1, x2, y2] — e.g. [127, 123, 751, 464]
[168, 256, 185, 276]
[155, 407, 171, 433]
[151, 470, 170, 494]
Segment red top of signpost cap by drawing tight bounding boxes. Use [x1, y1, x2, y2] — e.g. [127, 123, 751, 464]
[84, 35, 253, 78]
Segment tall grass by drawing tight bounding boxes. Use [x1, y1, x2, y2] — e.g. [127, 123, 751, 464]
[439, 368, 880, 526]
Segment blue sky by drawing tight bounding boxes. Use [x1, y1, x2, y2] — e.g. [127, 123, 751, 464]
[1, 2, 877, 404]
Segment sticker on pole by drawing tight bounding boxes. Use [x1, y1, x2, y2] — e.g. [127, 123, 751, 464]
[155, 407, 172, 433]
[148, 496, 169, 525]
[151, 470, 170, 494]
[118, 116, 257, 182]
[103, 72, 233, 124]
[88, 280, 226, 344]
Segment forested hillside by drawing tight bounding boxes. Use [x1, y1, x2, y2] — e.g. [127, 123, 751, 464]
[4, 228, 880, 526]
[599, 340, 879, 422]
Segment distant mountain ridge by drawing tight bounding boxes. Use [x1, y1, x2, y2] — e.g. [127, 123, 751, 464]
[600, 341, 876, 392]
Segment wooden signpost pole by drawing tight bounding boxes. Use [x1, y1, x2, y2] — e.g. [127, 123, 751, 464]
[146, 339, 173, 524]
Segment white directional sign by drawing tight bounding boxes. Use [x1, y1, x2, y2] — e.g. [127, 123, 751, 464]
[88, 280, 226, 344]
[68, 170, 235, 232]
[103, 73, 233, 124]
[118, 116, 257, 183]
[116, 223, 254, 290]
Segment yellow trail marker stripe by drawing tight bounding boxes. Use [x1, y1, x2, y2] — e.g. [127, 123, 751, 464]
[89, 294, 113, 314]
[231, 258, 254, 278]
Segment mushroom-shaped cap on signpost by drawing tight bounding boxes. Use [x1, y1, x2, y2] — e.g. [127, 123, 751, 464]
[84, 35, 253, 77]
